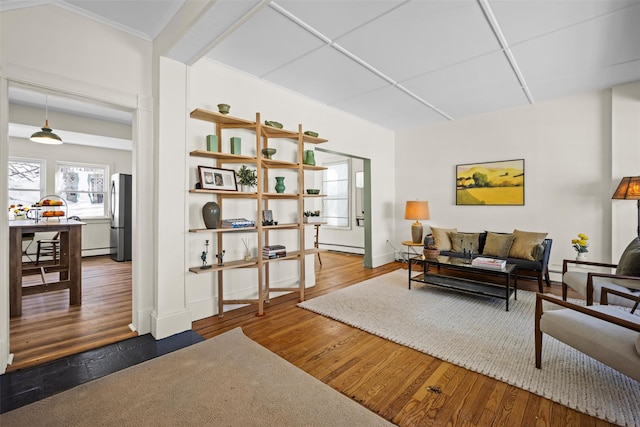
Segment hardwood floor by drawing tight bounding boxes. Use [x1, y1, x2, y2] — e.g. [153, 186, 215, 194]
[8, 256, 136, 372]
[8, 251, 611, 426]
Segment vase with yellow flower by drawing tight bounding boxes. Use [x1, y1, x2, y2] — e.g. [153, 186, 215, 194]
[571, 233, 589, 261]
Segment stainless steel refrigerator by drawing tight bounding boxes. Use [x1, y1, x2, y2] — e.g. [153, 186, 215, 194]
[110, 173, 132, 261]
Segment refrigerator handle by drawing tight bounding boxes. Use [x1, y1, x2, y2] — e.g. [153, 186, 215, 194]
[110, 180, 116, 220]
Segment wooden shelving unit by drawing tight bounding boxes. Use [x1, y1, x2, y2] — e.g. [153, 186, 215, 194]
[188, 108, 327, 316]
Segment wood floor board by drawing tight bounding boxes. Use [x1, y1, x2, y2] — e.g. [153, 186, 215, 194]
[7, 251, 615, 426]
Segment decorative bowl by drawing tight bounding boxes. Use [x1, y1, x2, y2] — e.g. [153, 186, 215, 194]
[306, 189, 320, 194]
[217, 103, 230, 114]
[423, 248, 440, 259]
[265, 120, 283, 129]
[304, 131, 319, 137]
[261, 147, 276, 159]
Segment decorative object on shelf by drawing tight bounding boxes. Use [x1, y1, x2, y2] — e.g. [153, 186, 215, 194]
[242, 237, 252, 261]
[303, 150, 316, 166]
[30, 95, 63, 145]
[304, 210, 322, 223]
[202, 201, 220, 229]
[262, 209, 277, 226]
[198, 166, 238, 191]
[217, 103, 230, 114]
[200, 240, 211, 269]
[221, 218, 254, 228]
[304, 130, 319, 137]
[306, 189, 320, 194]
[275, 176, 285, 193]
[612, 176, 640, 236]
[206, 135, 218, 152]
[571, 233, 589, 261]
[404, 200, 430, 244]
[261, 147, 276, 159]
[230, 137, 241, 154]
[423, 244, 440, 259]
[264, 120, 283, 129]
[215, 250, 226, 266]
[235, 165, 257, 192]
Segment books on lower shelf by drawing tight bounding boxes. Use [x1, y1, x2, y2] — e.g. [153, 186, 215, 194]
[471, 257, 507, 270]
[221, 218, 255, 228]
[263, 245, 286, 259]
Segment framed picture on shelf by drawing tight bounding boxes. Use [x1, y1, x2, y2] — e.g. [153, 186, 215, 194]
[198, 166, 238, 191]
[455, 159, 524, 206]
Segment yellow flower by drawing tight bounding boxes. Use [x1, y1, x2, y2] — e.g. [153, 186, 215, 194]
[578, 233, 588, 240]
[571, 239, 579, 244]
[577, 240, 587, 246]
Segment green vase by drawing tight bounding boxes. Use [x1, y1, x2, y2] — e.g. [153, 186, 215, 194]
[275, 176, 285, 193]
[304, 150, 316, 166]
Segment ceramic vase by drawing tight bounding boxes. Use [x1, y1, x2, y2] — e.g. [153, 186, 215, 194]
[202, 201, 220, 229]
[304, 150, 316, 166]
[576, 253, 586, 261]
[275, 176, 285, 193]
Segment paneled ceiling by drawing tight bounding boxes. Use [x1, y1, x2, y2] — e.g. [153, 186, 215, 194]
[4, 0, 640, 131]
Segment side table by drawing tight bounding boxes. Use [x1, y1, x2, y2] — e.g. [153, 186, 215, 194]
[401, 240, 423, 262]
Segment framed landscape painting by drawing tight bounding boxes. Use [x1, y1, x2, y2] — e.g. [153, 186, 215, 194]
[456, 159, 524, 206]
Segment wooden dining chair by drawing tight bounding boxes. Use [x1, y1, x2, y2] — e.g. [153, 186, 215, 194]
[36, 232, 60, 265]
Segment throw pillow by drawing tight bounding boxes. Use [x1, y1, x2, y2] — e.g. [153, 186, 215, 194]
[482, 232, 514, 258]
[508, 229, 548, 261]
[430, 227, 457, 251]
[450, 232, 480, 253]
[616, 237, 640, 276]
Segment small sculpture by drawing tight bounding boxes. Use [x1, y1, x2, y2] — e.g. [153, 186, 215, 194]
[216, 250, 226, 266]
[200, 240, 211, 269]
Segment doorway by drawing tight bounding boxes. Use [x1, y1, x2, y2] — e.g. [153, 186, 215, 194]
[3, 81, 139, 372]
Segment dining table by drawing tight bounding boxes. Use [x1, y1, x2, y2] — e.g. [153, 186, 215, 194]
[9, 218, 85, 317]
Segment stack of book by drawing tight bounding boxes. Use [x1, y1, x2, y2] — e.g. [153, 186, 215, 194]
[221, 218, 255, 228]
[263, 245, 286, 259]
[471, 257, 507, 270]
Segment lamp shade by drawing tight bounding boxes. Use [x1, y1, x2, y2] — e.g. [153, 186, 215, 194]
[404, 201, 430, 220]
[30, 120, 62, 145]
[612, 176, 640, 200]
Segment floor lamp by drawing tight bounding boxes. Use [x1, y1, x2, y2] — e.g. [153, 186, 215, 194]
[404, 201, 430, 244]
[612, 176, 640, 237]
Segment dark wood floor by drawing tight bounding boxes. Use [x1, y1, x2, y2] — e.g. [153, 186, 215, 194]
[8, 252, 610, 426]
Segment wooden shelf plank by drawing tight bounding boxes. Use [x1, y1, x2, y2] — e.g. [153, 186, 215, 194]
[260, 125, 298, 139]
[262, 223, 299, 230]
[189, 150, 257, 162]
[189, 189, 258, 198]
[262, 193, 300, 199]
[189, 227, 257, 233]
[190, 108, 255, 127]
[303, 164, 327, 171]
[188, 258, 258, 273]
[302, 134, 328, 144]
[303, 194, 326, 198]
[261, 159, 299, 169]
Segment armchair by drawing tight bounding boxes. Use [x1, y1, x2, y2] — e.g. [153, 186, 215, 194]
[562, 237, 640, 308]
[535, 287, 640, 382]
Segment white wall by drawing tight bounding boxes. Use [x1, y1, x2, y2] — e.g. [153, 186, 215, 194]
[395, 84, 640, 279]
[181, 59, 395, 321]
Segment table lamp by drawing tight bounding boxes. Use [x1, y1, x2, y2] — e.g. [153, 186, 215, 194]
[612, 176, 640, 236]
[404, 201, 430, 244]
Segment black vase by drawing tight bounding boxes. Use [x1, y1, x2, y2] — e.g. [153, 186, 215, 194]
[202, 201, 220, 229]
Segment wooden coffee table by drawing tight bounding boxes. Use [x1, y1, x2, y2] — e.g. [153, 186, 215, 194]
[408, 255, 518, 311]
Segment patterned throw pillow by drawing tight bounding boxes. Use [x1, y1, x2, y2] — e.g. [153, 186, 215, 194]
[482, 232, 514, 258]
[508, 229, 548, 261]
[450, 232, 481, 253]
[430, 227, 457, 251]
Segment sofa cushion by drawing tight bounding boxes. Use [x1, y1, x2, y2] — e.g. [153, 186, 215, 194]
[450, 232, 480, 253]
[616, 237, 640, 277]
[482, 232, 514, 258]
[430, 227, 456, 251]
[508, 229, 548, 261]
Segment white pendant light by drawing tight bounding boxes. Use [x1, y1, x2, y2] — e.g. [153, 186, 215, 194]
[30, 95, 62, 145]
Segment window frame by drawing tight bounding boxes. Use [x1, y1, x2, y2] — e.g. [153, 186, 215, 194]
[55, 161, 110, 219]
[322, 158, 351, 230]
[8, 156, 46, 207]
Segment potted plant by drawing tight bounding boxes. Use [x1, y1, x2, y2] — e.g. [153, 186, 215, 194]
[236, 166, 257, 192]
[304, 210, 322, 223]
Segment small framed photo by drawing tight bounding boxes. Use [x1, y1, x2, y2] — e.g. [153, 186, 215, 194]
[262, 210, 273, 223]
[198, 166, 238, 191]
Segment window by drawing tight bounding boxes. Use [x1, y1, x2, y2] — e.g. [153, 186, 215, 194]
[56, 162, 109, 218]
[8, 158, 45, 207]
[322, 159, 350, 228]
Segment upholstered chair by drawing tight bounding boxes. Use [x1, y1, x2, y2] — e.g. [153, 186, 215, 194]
[535, 287, 640, 382]
[562, 237, 640, 308]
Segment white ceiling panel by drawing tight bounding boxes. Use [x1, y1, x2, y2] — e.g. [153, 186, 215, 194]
[336, 0, 501, 82]
[166, 0, 263, 64]
[264, 45, 391, 105]
[273, 0, 404, 39]
[489, 0, 639, 46]
[402, 51, 527, 119]
[204, 6, 326, 77]
[332, 85, 447, 130]
[511, 4, 640, 85]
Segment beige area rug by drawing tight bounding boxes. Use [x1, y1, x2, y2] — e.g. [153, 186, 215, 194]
[0, 328, 393, 427]
[298, 269, 640, 427]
